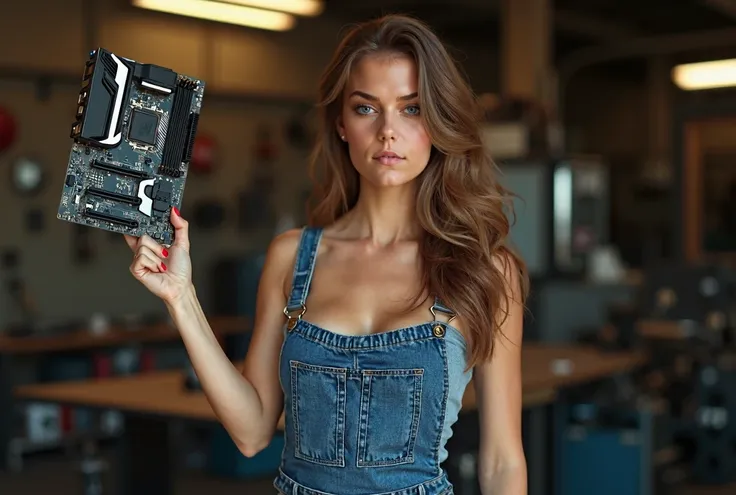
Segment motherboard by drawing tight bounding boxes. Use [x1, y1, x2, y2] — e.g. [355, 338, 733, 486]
[57, 48, 205, 246]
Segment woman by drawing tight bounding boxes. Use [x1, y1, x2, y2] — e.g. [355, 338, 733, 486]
[125, 14, 529, 495]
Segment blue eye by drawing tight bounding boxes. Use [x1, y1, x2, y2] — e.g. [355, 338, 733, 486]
[355, 105, 374, 115]
[404, 105, 420, 116]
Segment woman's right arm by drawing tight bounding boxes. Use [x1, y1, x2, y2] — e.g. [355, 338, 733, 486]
[126, 209, 301, 457]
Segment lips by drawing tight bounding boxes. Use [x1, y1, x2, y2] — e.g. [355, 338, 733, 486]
[373, 151, 404, 165]
[374, 151, 402, 159]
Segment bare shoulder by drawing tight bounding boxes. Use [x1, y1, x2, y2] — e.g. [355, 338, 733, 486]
[492, 249, 526, 348]
[267, 228, 303, 261]
[262, 228, 305, 299]
[492, 249, 524, 300]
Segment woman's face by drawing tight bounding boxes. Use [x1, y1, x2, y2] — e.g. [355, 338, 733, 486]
[337, 52, 433, 189]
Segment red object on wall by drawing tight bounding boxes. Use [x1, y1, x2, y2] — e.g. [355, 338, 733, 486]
[255, 125, 278, 162]
[139, 350, 156, 372]
[93, 353, 113, 378]
[61, 406, 74, 433]
[191, 134, 217, 174]
[0, 106, 17, 153]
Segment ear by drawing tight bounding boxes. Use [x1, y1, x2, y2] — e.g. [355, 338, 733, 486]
[335, 115, 346, 141]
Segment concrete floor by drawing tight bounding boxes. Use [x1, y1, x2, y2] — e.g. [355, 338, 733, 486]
[1, 449, 734, 495]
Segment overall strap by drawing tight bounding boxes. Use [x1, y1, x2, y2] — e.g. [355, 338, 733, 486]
[430, 296, 456, 324]
[284, 227, 323, 325]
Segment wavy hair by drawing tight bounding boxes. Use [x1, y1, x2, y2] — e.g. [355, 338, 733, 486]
[307, 14, 529, 368]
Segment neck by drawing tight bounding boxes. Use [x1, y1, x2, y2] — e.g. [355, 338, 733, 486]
[344, 180, 420, 245]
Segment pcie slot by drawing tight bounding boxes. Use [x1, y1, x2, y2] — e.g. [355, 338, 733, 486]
[91, 159, 149, 179]
[84, 208, 139, 228]
[86, 187, 142, 206]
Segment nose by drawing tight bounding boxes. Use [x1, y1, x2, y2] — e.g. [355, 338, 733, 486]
[377, 114, 396, 142]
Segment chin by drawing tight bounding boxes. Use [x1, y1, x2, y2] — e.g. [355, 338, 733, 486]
[358, 164, 421, 189]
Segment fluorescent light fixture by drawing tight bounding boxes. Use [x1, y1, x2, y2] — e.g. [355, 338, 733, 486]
[224, 0, 324, 16]
[672, 58, 736, 90]
[132, 0, 296, 31]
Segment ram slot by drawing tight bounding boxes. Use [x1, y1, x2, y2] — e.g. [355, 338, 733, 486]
[160, 79, 195, 177]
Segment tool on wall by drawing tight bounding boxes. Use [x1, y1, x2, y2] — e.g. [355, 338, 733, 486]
[24, 208, 45, 233]
[190, 133, 218, 175]
[238, 124, 278, 233]
[72, 223, 95, 264]
[10, 155, 46, 196]
[1, 248, 37, 336]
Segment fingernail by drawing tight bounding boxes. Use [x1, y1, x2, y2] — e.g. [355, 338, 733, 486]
[161, 262, 167, 272]
[173, 207, 180, 216]
[162, 248, 169, 258]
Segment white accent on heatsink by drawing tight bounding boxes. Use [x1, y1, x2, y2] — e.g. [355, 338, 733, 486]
[99, 54, 129, 145]
[137, 178, 155, 217]
[141, 81, 172, 94]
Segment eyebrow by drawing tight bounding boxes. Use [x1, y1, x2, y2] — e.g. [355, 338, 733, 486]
[349, 90, 418, 102]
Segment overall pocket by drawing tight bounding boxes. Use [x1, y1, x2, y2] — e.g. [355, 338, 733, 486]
[290, 360, 347, 467]
[357, 368, 424, 467]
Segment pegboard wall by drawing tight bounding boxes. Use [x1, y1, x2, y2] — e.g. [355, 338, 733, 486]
[0, 78, 313, 329]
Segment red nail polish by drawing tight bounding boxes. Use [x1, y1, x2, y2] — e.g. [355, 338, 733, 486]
[173, 207, 180, 216]
[162, 248, 169, 258]
[161, 262, 167, 271]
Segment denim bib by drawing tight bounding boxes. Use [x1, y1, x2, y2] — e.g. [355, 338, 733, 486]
[275, 227, 472, 495]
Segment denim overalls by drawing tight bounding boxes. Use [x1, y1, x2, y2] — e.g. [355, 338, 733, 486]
[275, 227, 473, 495]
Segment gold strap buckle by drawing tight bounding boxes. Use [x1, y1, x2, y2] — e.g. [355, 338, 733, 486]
[283, 304, 307, 330]
[430, 305, 456, 324]
[430, 305, 455, 339]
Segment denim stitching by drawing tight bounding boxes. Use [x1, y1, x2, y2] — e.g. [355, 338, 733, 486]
[276, 469, 451, 495]
[301, 228, 322, 307]
[408, 371, 424, 456]
[357, 372, 371, 466]
[336, 370, 346, 467]
[291, 361, 348, 374]
[286, 227, 322, 311]
[286, 228, 311, 309]
[291, 321, 439, 351]
[432, 336, 449, 475]
[286, 227, 309, 302]
[357, 369, 424, 468]
[290, 361, 300, 457]
[290, 360, 347, 467]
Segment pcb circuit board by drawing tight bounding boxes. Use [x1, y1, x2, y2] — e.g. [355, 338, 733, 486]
[57, 48, 205, 246]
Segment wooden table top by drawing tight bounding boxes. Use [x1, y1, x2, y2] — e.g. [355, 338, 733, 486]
[0, 316, 251, 355]
[13, 344, 648, 423]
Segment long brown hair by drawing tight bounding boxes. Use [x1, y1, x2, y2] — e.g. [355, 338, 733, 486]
[307, 14, 529, 368]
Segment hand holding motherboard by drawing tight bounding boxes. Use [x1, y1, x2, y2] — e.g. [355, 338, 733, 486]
[124, 207, 192, 304]
[58, 48, 204, 246]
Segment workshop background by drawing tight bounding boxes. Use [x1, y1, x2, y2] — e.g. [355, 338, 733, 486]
[2, 0, 736, 494]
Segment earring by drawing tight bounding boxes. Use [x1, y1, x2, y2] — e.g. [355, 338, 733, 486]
[340, 135, 346, 141]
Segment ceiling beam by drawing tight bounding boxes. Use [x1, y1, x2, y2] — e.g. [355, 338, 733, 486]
[554, 9, 642, 42]
[701, 0, 736, 18]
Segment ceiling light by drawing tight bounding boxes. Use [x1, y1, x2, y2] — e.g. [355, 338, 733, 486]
[223, 0, 324, 16]
[132, 0, 296, 31]
[672, 58, 736, 90]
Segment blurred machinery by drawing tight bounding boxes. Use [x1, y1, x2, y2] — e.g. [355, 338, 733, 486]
[637, 262, 736, 485]
[563, 261, 736, 493]
[492, 153, 622, 346]
[498, 154, 609, 279]
[479, 92, 609, 279]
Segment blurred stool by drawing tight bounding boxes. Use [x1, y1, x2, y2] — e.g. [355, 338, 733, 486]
[78, 439, 109, 495]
